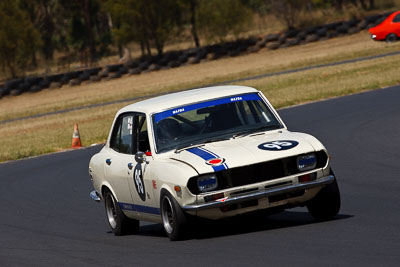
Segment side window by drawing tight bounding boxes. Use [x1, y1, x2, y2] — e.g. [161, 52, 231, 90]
[393, 14, 400, 23]
[110, 114, 133, 154]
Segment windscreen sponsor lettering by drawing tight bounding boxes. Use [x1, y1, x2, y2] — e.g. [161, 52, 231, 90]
[154, 93, 262, 122]
[173, 108, 185, 114]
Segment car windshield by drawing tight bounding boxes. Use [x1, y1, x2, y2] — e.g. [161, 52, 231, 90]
[152, 93, 283, 153]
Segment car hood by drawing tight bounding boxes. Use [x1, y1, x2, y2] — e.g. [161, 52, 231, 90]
[369, 25, 383, 34]
[169, 130, 321, 175]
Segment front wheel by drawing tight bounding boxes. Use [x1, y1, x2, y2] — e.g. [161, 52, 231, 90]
[386, 33, 397, 43]
[104, 190, 139, 236]
[160, 191, 189, 241]
[307, 169, 341, 220]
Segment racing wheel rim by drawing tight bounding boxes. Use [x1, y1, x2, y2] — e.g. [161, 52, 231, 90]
[161, 196, 175, 234]
[105, 193, 117, 229]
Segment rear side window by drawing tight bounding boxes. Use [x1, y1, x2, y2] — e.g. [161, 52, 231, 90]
[110, 115, 133, 154]
[393, 14, 400, 23]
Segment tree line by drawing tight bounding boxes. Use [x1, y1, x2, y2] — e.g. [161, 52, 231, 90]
[0, 0, 386, 78]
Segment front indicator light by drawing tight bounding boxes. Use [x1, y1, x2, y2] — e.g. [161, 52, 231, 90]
[299, 174, 311, 182]
[299, 173, 317, 183]
[197, 175, 218, 192]
[174, 186, 181, 192]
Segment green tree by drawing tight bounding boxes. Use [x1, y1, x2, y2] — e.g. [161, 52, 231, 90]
[196, 0, 253, 43]
[107, 0, 182, 56]
[20, 0, 57, 62]
[106, 0, 149, 57]
[0, 0, 41, 78]
[58, 0, 108, 65]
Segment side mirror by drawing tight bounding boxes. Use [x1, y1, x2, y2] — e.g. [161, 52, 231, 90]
[135, 151, 149, 164]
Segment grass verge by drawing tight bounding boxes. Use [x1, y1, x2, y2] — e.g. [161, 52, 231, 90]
[1, 31, 400, 162]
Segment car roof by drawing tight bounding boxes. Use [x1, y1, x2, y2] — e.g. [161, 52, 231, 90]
[117, 85, 260, 115]
[386, 10, 400, 20]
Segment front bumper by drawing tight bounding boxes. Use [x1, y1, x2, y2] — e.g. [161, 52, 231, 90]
[182, 175, 334, 211]
[90, 190, 101, 202]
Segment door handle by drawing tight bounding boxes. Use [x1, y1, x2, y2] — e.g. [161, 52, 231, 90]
[106, 158, 112, 166]
[128, 163, 133, 170]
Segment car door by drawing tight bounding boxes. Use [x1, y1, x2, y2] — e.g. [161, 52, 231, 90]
[103, 113, 135, 204]
[127, 113, 159, 216]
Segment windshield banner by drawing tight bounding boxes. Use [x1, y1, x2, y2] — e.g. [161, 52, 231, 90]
[154, 93, 262, 123]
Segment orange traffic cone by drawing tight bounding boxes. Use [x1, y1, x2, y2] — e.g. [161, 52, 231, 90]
[71, 123, 82, 148]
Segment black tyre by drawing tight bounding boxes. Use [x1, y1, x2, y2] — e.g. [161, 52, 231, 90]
[266, 41, 280, 50]
[307, 169, 341, 220]
[10, 88, 22, 96]
[124, 59, 139, 69]
[106, 64, 122, 73]
[148, 64, 161, 71]
[128, 68, 142, 75]
[39, 79, 50, 89]
[0, 86, 5, 98]
[108, 71, 122, 79]
[160, 191, 189, 241]
[336, 24, 349, 34]
[104, 190, 139, 236]
[30, 85, 43, 93]
[264, 33, 280, 42]
[79, 71, 91, 81]
[386, 33, 397, 43]
[305, 34, 319, 43]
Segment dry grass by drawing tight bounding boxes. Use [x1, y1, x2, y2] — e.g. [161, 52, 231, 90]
[1, 31, 400, 162]
[0, 102, 125, 161]
[1, 31, 400, 123]
[243, 54, 400, 108]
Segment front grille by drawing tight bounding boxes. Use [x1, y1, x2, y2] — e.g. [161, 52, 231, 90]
[187, 150, 328, 195]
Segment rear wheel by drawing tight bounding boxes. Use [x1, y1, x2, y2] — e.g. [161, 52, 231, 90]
[307, 169, 341, 220]
[386, 33, 397, 43]
[160, 191, 189, 241]
[104, 190, 139, 236]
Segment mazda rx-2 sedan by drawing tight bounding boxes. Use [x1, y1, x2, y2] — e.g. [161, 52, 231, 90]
[88, 85, 341, 240]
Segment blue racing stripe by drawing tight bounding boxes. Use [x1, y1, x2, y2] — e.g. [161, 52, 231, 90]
[187, 147, 214, 160]
[187, 147, 228, 172]
[201, 147, 229, 171]
[211, 164, 226, 172]
[118, 202, 160, 215]
[154, 93, 261, 122]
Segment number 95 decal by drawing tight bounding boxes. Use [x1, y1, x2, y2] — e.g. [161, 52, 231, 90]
[258, 140, 299, 151]
[134, 164, 146, 201]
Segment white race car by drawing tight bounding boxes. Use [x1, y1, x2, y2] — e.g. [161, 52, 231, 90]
[89, 85, 341, 240]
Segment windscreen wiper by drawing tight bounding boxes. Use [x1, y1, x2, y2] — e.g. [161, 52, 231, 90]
[232, 125, 282, 139]
[175, 143, 205, 153]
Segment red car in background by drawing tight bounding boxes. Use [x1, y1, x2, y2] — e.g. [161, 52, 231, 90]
[369, 11, 400, 42]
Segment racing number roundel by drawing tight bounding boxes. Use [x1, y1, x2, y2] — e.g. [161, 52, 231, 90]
[134, 163, 146, 201]
[258, 140, 299, 151]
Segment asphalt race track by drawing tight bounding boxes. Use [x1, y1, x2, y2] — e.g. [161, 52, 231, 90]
[1, 86, 400, 266]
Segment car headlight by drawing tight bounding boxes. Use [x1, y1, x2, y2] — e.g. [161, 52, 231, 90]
[297, 153, 316, 171]
[371, 34, 377, 39]
[197, 174, 218, 192]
